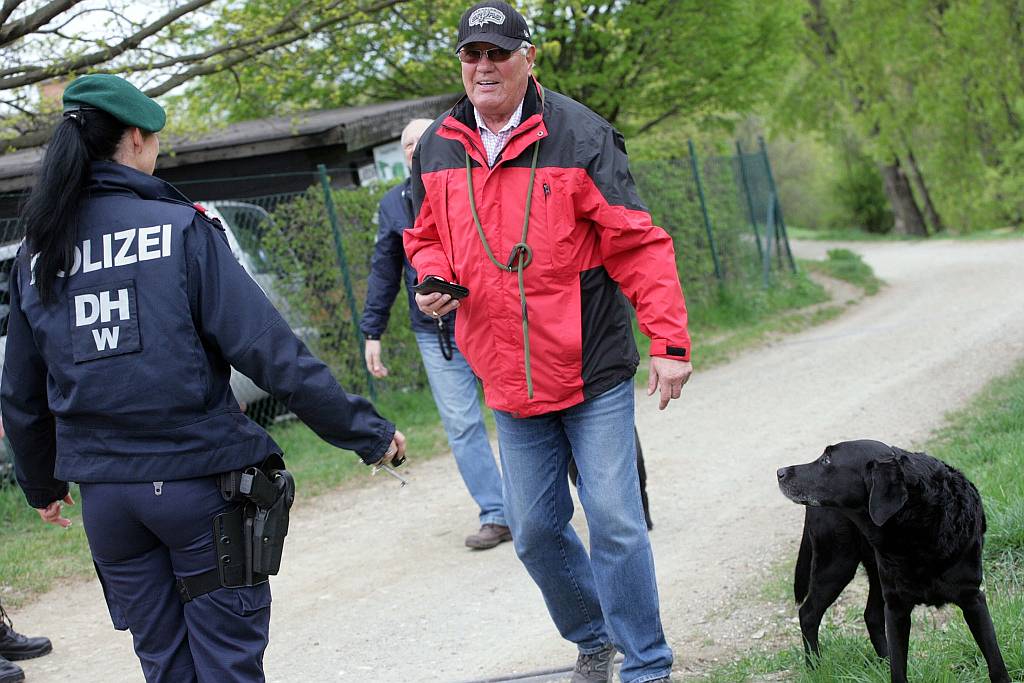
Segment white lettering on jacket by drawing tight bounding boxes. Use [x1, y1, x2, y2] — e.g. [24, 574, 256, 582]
[30, 225, 173, 284]
[74, 288, 130, 326]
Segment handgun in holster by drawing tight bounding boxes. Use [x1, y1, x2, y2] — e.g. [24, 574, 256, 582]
[176, 454, 296, 603]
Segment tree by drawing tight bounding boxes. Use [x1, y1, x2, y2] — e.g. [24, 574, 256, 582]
[0, 0, 413, 151]
[778, 0, 1024, 233]
[172, 0, 800, 138]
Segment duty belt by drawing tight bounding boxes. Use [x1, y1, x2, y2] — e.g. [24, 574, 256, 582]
[176, 454, 295, 603]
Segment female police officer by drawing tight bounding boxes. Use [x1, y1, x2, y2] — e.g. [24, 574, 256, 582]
[0, 74, 405, 683]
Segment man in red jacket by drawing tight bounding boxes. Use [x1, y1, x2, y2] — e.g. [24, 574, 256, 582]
[405, 3, 692, 681]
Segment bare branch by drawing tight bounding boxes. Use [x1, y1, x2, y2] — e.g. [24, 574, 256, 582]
[0, 0, 29, 27]
[634, 105, 683, 137]
[0, 0, 217, 90]
[145, 0, 409, 97]
[0, 0, 85, 46]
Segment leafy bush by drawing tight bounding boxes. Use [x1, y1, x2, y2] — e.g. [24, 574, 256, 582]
[833, 153, 893, 234]
[262, 182, 427, 398]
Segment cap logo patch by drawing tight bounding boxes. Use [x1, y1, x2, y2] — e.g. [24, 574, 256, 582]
[469, 7, 506, 27]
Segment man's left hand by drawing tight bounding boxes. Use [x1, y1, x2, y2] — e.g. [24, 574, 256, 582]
[647, 357, 693, 410]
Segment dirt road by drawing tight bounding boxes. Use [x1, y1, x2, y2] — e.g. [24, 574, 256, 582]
[14, 239, 1024, 682]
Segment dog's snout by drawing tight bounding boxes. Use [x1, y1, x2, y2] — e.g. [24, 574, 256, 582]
[777, 467, 788, 481]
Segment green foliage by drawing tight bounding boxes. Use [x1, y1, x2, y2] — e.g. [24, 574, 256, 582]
[261, 180, 427, 398]
[805, 248, 883, 295]
[775, 0, 1024, 233]
[631, 156, 763, 309]
[172, 0, 800, 138]
[834, 150, 893, 234]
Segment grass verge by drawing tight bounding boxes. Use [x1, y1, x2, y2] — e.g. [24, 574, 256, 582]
[802, 248, 883, 295]
[0, 260, 873, 608]
[706, 360, 1024, 682]
[789, 225, 1024, 242]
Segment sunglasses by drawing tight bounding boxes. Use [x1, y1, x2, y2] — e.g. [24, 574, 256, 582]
[458, 46, 519, 64]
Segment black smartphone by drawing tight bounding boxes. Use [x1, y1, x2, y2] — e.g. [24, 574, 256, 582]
[412, 278, 469, 299]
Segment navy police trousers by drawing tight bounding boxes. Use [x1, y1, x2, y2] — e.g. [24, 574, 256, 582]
[80, 476, 272, 683]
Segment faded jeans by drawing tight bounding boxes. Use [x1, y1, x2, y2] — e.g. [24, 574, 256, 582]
[493, 379, 672, 683]
[415, 331, 505, 527]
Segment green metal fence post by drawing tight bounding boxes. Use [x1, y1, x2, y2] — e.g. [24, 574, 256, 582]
[687, 140, 723, 282]
[317, 164, 377, 401]
[757, 137, 797, 273]
[735, 140, 764, 264]
[763, 193, 776, 288]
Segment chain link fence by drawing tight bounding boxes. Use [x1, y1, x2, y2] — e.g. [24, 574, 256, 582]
[0, 140, 794, 434]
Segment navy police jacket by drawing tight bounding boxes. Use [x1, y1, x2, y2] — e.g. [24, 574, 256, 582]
[359, 178, 453, 338]
[1, 162, 395, 508]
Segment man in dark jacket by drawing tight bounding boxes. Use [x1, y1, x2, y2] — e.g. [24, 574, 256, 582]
[405, 3, 692, 681]
[361, 119, 508, 550]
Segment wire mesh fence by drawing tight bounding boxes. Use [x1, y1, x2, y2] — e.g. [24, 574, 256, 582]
[0, 142, 794, 428]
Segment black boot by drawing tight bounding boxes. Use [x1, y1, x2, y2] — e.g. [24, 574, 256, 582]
[0, 604, 52, 661]
[0, 656, 24, 683]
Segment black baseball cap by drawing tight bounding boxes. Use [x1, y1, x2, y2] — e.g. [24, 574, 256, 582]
[456, 1, 532, 53]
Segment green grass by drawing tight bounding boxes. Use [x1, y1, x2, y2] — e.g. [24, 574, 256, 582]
[803, 248, 884, 295]
[0, 258, 874, 608]
[789, 225, 1024, 242]
[787, 226, 913, 242]
[0, 387, 457, 607]
[710, 360, 1024, 682]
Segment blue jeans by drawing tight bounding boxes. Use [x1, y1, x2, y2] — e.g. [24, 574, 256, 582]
[415, 331, 505, 527]
[493, 380, 672, 683]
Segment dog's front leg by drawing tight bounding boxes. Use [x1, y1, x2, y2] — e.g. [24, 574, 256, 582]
[883, 599, 912, 683]
[958, 590, 1010, 683]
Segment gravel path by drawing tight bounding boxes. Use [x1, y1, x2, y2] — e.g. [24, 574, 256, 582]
[14, 238, 1024, 682]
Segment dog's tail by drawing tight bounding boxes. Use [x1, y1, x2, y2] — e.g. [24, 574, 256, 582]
[794, 520, 812, 605]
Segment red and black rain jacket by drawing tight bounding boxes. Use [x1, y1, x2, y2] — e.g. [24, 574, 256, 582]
[405, 78, 690, 417]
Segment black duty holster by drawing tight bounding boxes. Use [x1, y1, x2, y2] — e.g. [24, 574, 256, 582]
[176, 454, 295, 603]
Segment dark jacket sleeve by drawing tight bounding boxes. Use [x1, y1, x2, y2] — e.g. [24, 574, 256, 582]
[1, 260, 68, 508]
[186, 215, 395, 464]
[359, 189, 407, 338]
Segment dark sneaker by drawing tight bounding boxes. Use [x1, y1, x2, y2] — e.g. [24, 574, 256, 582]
[570, 643, 616, 682]
[0, 656, 24, 683]
[464, 524, 512, 550]
[0, 606, 52, 661]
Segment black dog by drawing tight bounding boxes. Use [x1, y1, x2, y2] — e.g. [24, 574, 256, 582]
[569, 426, 653, 530]
[777, 440, 1009, 683]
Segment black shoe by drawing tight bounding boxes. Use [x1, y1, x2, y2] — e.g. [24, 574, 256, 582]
[0, 656, 24, 683]
[0, 607, 52, 662]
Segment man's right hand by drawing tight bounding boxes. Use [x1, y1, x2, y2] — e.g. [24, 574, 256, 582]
[365, 339, 389, 378]
[415, 289, 459, 320]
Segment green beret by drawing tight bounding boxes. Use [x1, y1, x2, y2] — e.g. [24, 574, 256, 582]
[63, 74, 166, 133]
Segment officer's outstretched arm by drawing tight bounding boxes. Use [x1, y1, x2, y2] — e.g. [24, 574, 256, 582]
[1, 262, 68, 508]
[185, 215, 395, 465]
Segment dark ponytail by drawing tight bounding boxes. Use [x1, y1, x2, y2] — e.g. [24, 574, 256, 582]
[21, 109, 126, 304]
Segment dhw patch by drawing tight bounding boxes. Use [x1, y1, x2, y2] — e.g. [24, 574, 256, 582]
[68, 279, 142, 363]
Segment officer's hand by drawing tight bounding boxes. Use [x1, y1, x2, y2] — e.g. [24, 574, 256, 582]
[365, 339, 389, 378]
[647, 357, 693, 410]
[415, 290, 459, 320]
[37, 493, 75, 528]
[376, 429, 407, 467]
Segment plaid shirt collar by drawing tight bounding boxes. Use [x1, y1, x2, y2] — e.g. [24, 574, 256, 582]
[474, 99, 524, 167]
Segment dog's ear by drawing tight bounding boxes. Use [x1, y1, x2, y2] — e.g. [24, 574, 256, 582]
[868, 458, 908, 526]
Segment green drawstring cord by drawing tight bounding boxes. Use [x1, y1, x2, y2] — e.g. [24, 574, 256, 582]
[466, 140, 542, 399]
